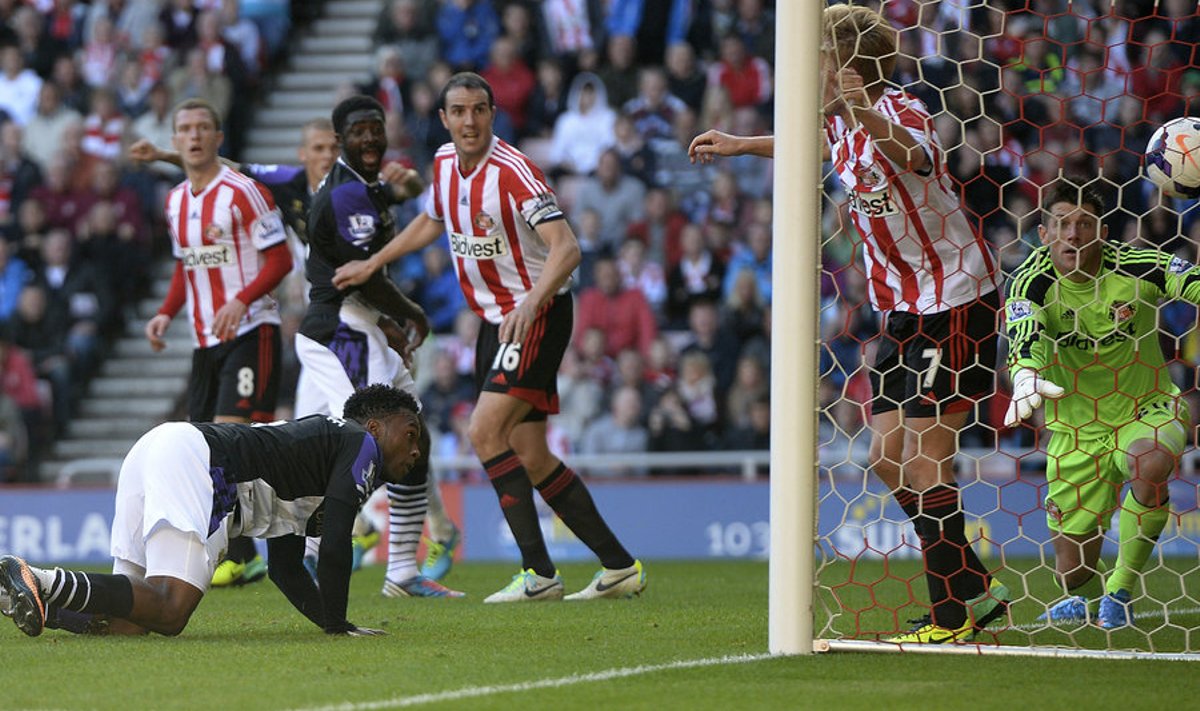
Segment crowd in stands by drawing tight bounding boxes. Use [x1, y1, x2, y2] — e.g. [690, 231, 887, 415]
[3, 0, 1199, 483]
[0, 0, 299, 481]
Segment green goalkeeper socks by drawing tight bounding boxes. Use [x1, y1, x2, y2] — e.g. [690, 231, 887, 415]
[1107, 491, 1169, 595]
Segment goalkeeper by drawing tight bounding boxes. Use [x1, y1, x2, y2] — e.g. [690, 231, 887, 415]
[1005, 180, 1193, 629]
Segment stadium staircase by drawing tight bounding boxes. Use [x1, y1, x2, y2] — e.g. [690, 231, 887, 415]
[43, 261, 192, 483]
[42, 0, 383, 483]
[243, 0, 381, 165]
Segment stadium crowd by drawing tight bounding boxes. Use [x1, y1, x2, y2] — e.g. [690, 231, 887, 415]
[1, 0, 1199, 484]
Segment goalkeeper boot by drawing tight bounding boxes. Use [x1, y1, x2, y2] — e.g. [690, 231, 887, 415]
[968, 578, 1010, 635]
[237, 555, 268, 586]
[1037, 595, 1090, 624]
[1097, 589, 1133, 629]
[484, 569, 564, 603]
[351, 529, 381, 572]
[381, 574, 465, 598]
[210, 559, 245, 587]
[419, 528, 460, 581]
[0, 556, 45, 637]
[564, 560, 647, 601]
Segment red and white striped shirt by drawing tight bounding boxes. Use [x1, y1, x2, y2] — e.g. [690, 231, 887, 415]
[824, 88, 997, 314]
[425, 137, 567, 325]
[165, 166, 287, 347]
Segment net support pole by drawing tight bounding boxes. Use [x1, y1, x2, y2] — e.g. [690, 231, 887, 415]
[768, 0, 823, 655]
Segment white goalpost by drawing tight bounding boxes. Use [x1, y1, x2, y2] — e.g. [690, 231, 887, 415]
[767, 0, 823, 656]
[775, 1, 1200, 661]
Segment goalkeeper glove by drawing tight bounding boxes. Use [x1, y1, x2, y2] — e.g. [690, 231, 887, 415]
[1004, 367, 1065, 427]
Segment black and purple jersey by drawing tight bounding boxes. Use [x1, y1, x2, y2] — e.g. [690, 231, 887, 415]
[300, 158, 402, 343]
[242, 163, 312, 242]
[193, 414, 383, 539]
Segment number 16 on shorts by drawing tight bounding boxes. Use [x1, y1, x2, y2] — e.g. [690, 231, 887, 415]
[491, 342, 522, 372]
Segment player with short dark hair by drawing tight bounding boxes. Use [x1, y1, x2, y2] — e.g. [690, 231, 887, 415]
[334, 73, 646, 603]
[140, 99, 292, 585]
[1006, 180, 1196, 628]
[690, 5, 1008, 644]
[0, 384, 423, 638]
[298, 95, 463, 598]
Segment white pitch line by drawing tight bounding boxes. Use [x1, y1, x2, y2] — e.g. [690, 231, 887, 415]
[286, 653, 777, 711]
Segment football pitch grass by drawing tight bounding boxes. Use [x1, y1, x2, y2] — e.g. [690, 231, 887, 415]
[3, 559, 1198, 710]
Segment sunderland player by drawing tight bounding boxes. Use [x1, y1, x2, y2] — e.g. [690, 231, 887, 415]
[130, 122, 462, 582]
[334, 73, 646, 603]
[300, 95, 462, 598]
[0, 385, 422, 638]
[141, 100, 290, 590]
[1006, 182, 1194, 629]
[690, 5, 1007, 643]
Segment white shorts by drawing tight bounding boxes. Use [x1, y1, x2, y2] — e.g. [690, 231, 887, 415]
[110, 423, 228, 591]
[294, 299, 419, 418]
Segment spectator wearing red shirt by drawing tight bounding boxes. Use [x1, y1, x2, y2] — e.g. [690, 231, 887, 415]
[480, 35, 536, 135]
[706, 33, 771, 109]
[574, 256, 658, 360]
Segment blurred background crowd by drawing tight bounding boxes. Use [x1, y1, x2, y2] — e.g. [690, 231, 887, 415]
[0, 0, 1198, 484]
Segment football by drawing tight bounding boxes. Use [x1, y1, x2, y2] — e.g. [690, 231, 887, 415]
[1145, 116, 1200, 199]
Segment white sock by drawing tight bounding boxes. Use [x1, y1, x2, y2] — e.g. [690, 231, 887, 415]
[385, 482, 426, 583]
[425, 470, 457, 542]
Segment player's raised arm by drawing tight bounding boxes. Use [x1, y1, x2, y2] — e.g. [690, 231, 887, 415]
[832, 67, 930, 174]
[127, 138, 242, 172]
[688, 129, 774, 163]
[332, 211, 444, 290]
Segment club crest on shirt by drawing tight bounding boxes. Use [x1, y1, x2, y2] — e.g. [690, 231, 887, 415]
[853, 164, 884, 189]
[474, 211, 496, 231]
[347, 213, 376, 245]
[1110, 301, 1135, 323]
[204, 223, 224, 242]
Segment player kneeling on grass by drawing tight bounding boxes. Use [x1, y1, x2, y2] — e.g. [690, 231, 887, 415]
[1005, 180, 1193, 629]
[0, 384, 422, 637]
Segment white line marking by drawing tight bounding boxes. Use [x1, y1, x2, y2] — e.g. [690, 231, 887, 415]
[286, 653, 776, 711]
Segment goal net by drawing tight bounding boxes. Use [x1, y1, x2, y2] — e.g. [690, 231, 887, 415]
[811, 0, 1200, 658]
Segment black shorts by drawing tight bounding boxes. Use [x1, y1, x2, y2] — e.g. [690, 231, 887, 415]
[870, 289, 999, 419]
[474, 293, 573, 422]
[188, 324, 281, 422]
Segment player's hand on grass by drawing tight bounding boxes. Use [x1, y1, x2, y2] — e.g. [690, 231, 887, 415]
[1004, 367, 1065, 427]
[333, 259, 375, 290]
[688, 129, 741, 163]
[145, 314, 172, 352]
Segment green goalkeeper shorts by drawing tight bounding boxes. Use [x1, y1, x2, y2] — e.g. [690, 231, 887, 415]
[1044, 399, 1188, 535]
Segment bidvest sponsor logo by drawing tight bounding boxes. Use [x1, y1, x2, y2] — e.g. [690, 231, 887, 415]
[181, 244, 233, 269]
[449, 231, 509, 260]
[848, 187, 900, 217]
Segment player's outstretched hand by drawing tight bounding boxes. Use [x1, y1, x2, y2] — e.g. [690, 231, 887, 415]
[333, 260, 375, 290]
[1004, 367, 1065, 427]
[381, 163, 423, 200]
[128, 139, 162, 163]
[688, 129, 740, 164]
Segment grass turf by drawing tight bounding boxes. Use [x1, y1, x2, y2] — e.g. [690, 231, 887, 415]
[2, 560, 1198, 710]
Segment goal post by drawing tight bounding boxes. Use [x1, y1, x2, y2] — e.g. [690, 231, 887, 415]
[767, 0, 825, 656]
